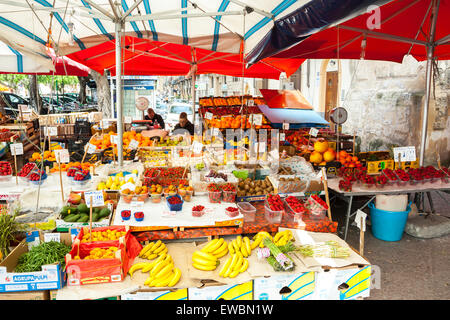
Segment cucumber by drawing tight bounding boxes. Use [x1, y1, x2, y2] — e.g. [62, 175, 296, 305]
[65, 214, 81, 222]
[77, 215, 89, 223]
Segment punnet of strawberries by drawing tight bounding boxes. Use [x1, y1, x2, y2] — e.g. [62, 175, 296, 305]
[339, 178, 352, 192]
[18, 162, 36, 177]
[285, 196, 307, 214]
[382, 168, 398, 181]
[192, 205, 205, 217]
[265, 193, 284, 212]
[74, 170, 91, 181]
[0, 161, 12, 176]
[134, 211, 144, 219]
[395, 169, 410, 182]
[225, 206, 239, 217]
[167, 195, 182, 205]
[376, 174, 388, 186]
[29, 170, 47, 182]
[67, 166, 82, 178]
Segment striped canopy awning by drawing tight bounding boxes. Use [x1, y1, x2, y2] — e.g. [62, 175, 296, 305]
[0, 0, 312, 58]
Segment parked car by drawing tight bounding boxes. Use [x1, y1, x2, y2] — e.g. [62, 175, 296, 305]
[0, 92, 30, 117]
[165, 102, 194, 129]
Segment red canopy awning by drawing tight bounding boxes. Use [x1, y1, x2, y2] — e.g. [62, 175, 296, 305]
[67, 36, 304, 80]
[47, 49, 91, 76]
[271, 0, 450, 63]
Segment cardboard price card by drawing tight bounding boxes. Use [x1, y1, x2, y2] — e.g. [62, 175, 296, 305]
[204, 112, 213, 120]
[44, 233, 61, 243]
[84, 191, 105, 207]
[54, 149, 70, 163]
[393, 146, 416, 162]
[10, 143, 24, 156]
[309, 127, 319, 137]
[129, 139, 139, 150]
[86, 143, 97, 154]
[110, 135, 119, 145]
[251, 114, 263, 126]
[283, 122, 290, 130]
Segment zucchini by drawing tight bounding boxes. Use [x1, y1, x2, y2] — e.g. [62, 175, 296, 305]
[64, 214, 81, 222]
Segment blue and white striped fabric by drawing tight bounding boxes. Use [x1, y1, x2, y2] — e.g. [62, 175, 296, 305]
[0, 39, 53, 73]
[0, 0, 309, 57]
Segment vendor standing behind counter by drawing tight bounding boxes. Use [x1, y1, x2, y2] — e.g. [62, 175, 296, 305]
[144, 108, 165, 129]
[172, 112, 195, 136]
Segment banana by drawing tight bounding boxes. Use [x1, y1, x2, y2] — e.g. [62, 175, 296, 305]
[192, 250, 217, 262]
[212, 241, 228, 256]
[232, 240, 240, 253]
[236, 236, 242, 248]
[201, 238, 219, 253]
[144, 253, 158, 260]
[151, 240, 162, 252]
[155, 262, 174, 279]
[224, 254, 238, 277]
[153, 243, 166, 254]
[228, 269, 240, 278]
[142, 262, 156, 273]
[240, 244, 248, 258]
[274, 232, 284, 243]
[243, 237, 251, 254]
[214, 247, 229, 259]
[144, 276, 154, 286]
[219, 257, 233, 277]
[192, 256, 218, 267]
[205, 238, 224, 253]
[128, 262, 151, 277]
[239, 259, 249, 273]
[233, 253, 243, 271]
[154, 252, 167, 264]
[139, 242, 155, 257]
[168, 268, 181, 287]
[164, 254, 172, 263]
[251, 236, 262, 249]
[228, 242, 235, 254]
[193, 263, 217, 271]
[154, 272, 175, 287]
[150, 260, 169, 277]
[157, 246, 168, 256]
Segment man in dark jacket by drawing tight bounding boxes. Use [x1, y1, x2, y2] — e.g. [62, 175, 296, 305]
[144, 108, 165, 129]
[173, 112, 194, 135]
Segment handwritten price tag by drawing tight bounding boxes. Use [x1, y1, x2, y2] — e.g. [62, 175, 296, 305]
[84, 191, 104, 207]
[86, 143, 97, 154]
[282, 122, 290, 130]
[204, 112, 213, 120]
[129, 139, 139, 150]
[309, 127, 319, 137]
[10, 143, 24, 156]
[54, 149, 70, 163]
[279, 133, 285, 141]
[252, 114, 263, 126]
[393, 146, 416, 162]
[110, 135, 119, 145]
[44, 233, 61, 243]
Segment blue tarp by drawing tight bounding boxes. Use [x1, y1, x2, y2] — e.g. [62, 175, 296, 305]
[258, 104, 329, 128]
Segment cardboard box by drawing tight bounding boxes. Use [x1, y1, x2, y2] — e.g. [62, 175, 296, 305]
[121, 289, 188, 300]
[188, 281, 253, 300]
[313, 265, 371, 300]
[0, 232, 71, 293]
[367, 159, 394, 175]
[394, 159, 420, 170]
[0, 290, 49, 300]
[253, 272, 315, 300]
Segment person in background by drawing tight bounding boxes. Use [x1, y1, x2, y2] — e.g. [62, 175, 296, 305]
[144, 108, 165, 129]
[173, 112, 194, 136]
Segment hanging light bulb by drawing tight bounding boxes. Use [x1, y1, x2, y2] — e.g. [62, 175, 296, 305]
[67, 8, 75, 46]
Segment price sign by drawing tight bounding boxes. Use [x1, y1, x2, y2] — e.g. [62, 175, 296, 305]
[110, 135, 119, 145]
[248, 99, 255, 106]
[282, 122, 290, 130]
[309, 127, 319, 137]
[204, 112, 213, 120]
[102, 120, 110, 128]
[279, 133, 285, 141]
[84, 191, 105, 207]
[10, 143, 24, 156]
[86, 143, 97, 154]
[44, 126, 58, 136]
[212, 127, 220, 136]
[193, 141, 203, 154]
[54, 149, 70, 163]
[129, 139, 139, 150]
[252, 114, 263, 126]
[393, 146, 416, 162]
[44, 233, 61, 243]
[355, 210, 367, 232]
[124, 116, 132, 124]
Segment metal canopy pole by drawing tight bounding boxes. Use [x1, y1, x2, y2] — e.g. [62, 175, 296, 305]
[419, 0, 440, 166]
[115, 21, 124, 166]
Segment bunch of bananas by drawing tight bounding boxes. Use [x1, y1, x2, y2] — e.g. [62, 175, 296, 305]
[273, 230, 294, 246]
[251, 231, 273, 249]
[129, 253, 181, 287]
[219, 252, 249, 278]
[138, 240, 168, 260]
[200, 238, 228, 259]
[229, 236, 252, 258]
[192, 250, 220, 271]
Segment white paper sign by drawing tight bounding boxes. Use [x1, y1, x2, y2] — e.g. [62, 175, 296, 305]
[283, 122, 290, 130]
[129, 139, 139, 150]
[110, 135, 119, 145]
[44, 233, 61, 243]
[193, 141, 203, 154]
[44, 126, 58, 136]
[393, 146, 416, 162]
[10, 143, 24, 156]
[204, 112, 213, 120]
[84, 191, 105, 207]
[124, 116, 132, 124]
[355, 209, 367, 232]
[102, 120, 110, 128]
[279, 133, 285, 141]
[54, 149, 70, 163]
[251, 114, 263, 126]
[86, 143, 97, 154]
[248, 99, 255, 106]
[309, 127, 319, 137]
